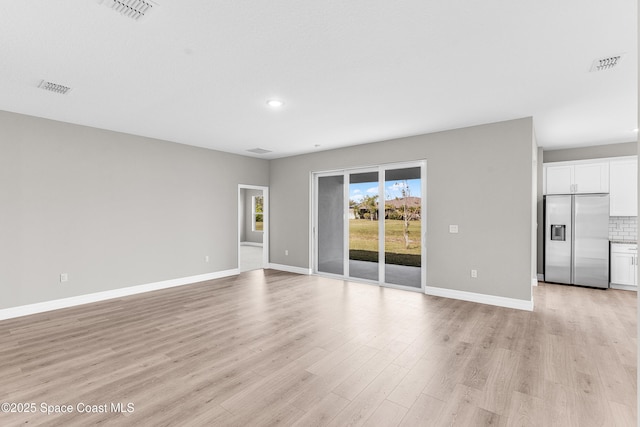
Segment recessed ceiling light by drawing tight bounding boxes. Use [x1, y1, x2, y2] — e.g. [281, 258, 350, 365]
[266, 99, 284, 108]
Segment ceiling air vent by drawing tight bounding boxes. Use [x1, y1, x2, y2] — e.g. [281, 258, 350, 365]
[247, 148, 272, 155]
[98, 0, 157, 21]
[38, 80, 72, 95]
[590, 54, 623, 72]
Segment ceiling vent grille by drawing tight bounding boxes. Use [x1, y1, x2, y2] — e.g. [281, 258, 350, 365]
[38, 80, 72, 95]
[590, 54, 623, 72]
[99, 0, 157, 21]
[247, 148, 272, 155]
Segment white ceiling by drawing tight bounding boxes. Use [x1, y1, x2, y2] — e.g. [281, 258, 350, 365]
[0, 1, 636, 159]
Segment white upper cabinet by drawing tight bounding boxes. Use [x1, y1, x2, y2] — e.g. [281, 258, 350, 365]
[610, 159, 638, 216]
[544, 161, 609, 195]
[545, 165, 573, 194]
[573, 163, 609, 193]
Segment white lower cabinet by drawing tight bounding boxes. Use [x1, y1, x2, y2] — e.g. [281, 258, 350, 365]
[610, 243, 637, 290]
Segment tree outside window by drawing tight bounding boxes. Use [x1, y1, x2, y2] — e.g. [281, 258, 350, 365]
[252, 196, 264, 232]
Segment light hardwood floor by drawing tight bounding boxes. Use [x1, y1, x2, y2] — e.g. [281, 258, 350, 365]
[0, 270, 636, 426]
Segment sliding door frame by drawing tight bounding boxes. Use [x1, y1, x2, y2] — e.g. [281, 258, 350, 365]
[312, 160, 427, 292]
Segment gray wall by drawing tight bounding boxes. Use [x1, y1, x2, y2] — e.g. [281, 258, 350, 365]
[240, 189, 264, 244]
[543, 142, 637, 163]
[0, 110, 269, 309]
[270, 118, 535, 302]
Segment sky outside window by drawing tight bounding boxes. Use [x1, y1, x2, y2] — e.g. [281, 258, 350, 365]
[349, 179, 421, 203]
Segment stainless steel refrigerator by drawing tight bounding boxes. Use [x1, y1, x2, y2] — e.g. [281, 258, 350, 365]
[544, 194, 609, 288]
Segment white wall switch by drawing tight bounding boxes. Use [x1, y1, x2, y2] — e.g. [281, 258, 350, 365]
[449, 225, 459, 233]
[285, 250, 289, 256]
[471, 269, 478, 278]
[205, 255, 210, 263]
[60, 273, 68, 283]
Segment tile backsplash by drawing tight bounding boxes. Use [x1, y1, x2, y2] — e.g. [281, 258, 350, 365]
[609, 216, 637, 241]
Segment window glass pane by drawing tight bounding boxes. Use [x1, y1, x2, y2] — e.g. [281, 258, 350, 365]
[349, 171, 379, 281]
[317, 175, 344, 275]
[384, 167, 422, 288]
[254, 196, 264, 231]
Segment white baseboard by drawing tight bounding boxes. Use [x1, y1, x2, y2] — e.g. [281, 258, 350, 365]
[537, 274, 544, 282]
[531, 278, 538, 287]
[0, 269, 239, 321]
[267, 263, 312, 275]
[424, 286, 533, 311]
[240, 242, 263, 247]
[610, 284, 638, 292]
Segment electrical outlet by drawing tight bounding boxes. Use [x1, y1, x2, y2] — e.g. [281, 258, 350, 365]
[285, 250, 289, 256]
[60, 273, 69, 283]
[205, 255, 210, 263]
[449, 225, 459, 234]
[471, 269, 477, 278]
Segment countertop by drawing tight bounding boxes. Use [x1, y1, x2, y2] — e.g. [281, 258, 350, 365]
[610, 240, 637, 244]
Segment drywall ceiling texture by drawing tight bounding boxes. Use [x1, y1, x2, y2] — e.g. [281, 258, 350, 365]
[0, 1, 635, 159]
[270, 118, 535, 302]
[0, 111, 269, 309]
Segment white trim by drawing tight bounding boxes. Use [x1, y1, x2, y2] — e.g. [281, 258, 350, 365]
[308, 171, 315, 278]
[610, 284, 638, 291]
[241, 242, 263, 247]
[424, 286, 534, 311]
[537, 273, 544, 281]
[0, 269, 239, 321]
[267, 263, 312, 275]
[532, 278, 539, 286]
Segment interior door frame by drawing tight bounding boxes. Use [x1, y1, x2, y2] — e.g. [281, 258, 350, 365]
[238, 184, 269, 271]
[312, 160, 427, 292]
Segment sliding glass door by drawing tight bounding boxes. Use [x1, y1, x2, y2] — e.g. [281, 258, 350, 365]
[383, 166, 423, 288]
[349, 170, 380, 281]
[317, 174, 344, 276]
[313, 161, 426, 291]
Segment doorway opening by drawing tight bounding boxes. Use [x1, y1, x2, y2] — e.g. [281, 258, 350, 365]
[238, 185, 269, 272]
[313, 161, 426, 291]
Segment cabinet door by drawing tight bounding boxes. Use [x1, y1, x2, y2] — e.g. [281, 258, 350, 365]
[545, 165, 573, 194]
[610, 252, 635, 286]
[610, 160, 638, 216]
[574, 163, 609, 193]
